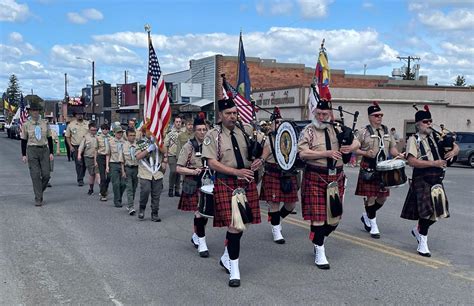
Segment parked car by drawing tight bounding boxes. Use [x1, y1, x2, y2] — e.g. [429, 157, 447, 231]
[9, 119, 21, 140]
[456, 132, 474, 167]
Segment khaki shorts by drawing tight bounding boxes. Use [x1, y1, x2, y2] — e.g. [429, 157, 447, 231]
[85, 156, 98, 176]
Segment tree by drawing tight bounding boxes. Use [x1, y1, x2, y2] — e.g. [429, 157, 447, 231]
[6, 74, 21, 106]
[453, 75, 466, 86]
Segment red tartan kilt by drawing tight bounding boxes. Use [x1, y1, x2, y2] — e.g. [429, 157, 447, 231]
[260, 164, 298, 203]
[301, 169, 346, 222]
[355, 160, 390, 198]
[177, 189, 200, 211]
[213, 177, 261, 227]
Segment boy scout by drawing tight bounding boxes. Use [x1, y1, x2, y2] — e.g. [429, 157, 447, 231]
[65, 107, 89, 186]
[163, 116, 182, 197]
[78, 122, 99, 195]
[107, 126, 126, 207]
[20, 101, 54, 206]
[123, 128, 139, 215]
[97, 123, 111, 201]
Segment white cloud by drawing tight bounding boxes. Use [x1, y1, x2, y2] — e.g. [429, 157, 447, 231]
[67, 8, 104, 24]
[418, 9, 474, 31]
[441, 41, 474, 57]
[256, 0, 293, 16]
[82, 8, 103, 20]
[9, 32, 23, 43]
[0, 0, 29, 22]
[298, 0, 334, 19]
[67, 12, 87, 24]
[362, 2, 373, 9]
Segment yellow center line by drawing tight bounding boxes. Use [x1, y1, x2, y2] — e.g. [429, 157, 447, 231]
[261, 210, 451, 269]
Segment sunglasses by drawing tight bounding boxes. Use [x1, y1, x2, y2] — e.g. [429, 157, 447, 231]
[422, 119, 433, 124]
[371, 114, 384, 118]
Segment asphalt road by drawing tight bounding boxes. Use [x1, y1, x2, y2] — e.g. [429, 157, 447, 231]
[0, 133, 473, 305]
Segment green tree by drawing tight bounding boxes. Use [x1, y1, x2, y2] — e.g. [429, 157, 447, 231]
[453, 75, 466, 86]
[6, 74, 21, 106]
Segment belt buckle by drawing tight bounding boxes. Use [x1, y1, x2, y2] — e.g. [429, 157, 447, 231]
[328, 168, 337, 176]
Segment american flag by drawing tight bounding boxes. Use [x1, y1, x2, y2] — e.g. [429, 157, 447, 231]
[144, 36, 171, 146]
[222, 78, 253, 123]
[19, 94, 28, 127]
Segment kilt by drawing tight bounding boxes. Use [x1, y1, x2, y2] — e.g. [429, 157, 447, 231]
[355, 160, 390, 198]
[401, 168, 449, 220]
[213, 176, 261, 227]
[302, 167, 346, 222]
[260, 163, 298, 203]
[177, 176, 200, 211]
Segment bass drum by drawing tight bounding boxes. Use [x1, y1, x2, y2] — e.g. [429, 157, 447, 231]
[275, 121, 310, 171]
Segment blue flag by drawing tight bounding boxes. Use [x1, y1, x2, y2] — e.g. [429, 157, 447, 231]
[237, 32, 251, 101]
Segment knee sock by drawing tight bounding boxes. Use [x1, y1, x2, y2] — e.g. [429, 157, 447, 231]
[418, 219, 436, 236]
[324, 223, 338, 237]
[310, 225, 325, 246]
[365, 204, 376, 219]
[194, 217, 207, 238]
[226, 232, 243, 260]
[268, 211, 281, 226]
[280, 206, 293, 219]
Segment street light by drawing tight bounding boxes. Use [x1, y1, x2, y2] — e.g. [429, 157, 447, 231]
[76, 56, 95, 121]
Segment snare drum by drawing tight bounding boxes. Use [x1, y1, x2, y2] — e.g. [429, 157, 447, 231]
[275, 121, 310, 171]
[376, 159, 407, 188]
[198, 184, 214, 218]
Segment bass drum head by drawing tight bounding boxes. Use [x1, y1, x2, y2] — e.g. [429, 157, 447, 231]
[275, 121, 299, 171]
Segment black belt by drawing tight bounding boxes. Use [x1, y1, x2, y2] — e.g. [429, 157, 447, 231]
[28, 145, 47, 148]
[125, 165, 138, 168]
[305, 164, 343, 175]
[109, 162, 121, 164]
[215, 172, 237, 179]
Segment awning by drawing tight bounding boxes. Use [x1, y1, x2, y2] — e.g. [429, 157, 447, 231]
[179, 99, 213, 112]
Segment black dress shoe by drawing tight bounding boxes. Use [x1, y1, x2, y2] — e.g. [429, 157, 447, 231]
[168, 189, 174, 197]
[174, 190, 181, 197]
[316, 263, 330, 270]
[151, 212, 161, 222]
[138, 208, 145, 220]
[229, 279, 240, 287]
[199, 250, 209, 258]
[78, 181, 84, 187]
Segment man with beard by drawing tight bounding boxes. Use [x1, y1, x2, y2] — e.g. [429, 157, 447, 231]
[201, 98, 263, 287]
[298, 99, 359, 269]
[65, 107, 89, 186]
[354, 102, 404, 239]
[260, 107, 298, 244]
[401, 105, 459, 257]
[164, 116, 182, 197]
[21, 101, 54, 206]
[176, 117, 209, 257]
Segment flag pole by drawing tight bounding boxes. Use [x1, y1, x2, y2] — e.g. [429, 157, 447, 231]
[143, 23, 152, 133]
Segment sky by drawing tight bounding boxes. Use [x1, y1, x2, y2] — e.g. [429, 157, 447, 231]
[1, 0, 473, 99]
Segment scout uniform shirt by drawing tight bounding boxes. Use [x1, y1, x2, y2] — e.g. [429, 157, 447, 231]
[164, 127, 181, 157]
[176, 130, 194, 157]
[123, 141, 139, 167]
[405, 133, 440, 161]
[65, 119, 89, 146]
[97, 131, 111, 156]
[177, 139, 203, 169]
[21, 118, 51, 146]
[135, 139, 165, 180]
[108, 137, 125, 163]
[298, 123, 343, 168]
[357, 126, 396, 159]
[264, 133, 278, 164]
[201, 123, 253, 169]
[78, 133, 98, 158]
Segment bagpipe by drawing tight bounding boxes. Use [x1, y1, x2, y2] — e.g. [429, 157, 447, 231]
[430, 125, 457, 166]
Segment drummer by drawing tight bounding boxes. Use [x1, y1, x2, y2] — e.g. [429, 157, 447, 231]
[354, 101, 404, 239]
[298, 99, 359, 269]
[176, 117, 209, 258]
[201, 98, 263, 287]
[260, 107, 298, 244]
[401, 105, 458, 257]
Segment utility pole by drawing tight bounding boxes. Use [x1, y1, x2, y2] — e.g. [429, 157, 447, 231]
[92, 60, 95, 121]
[124, 70, 128, 84]
[397, 56, 420, 80]
[363, 64, 367, 75]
